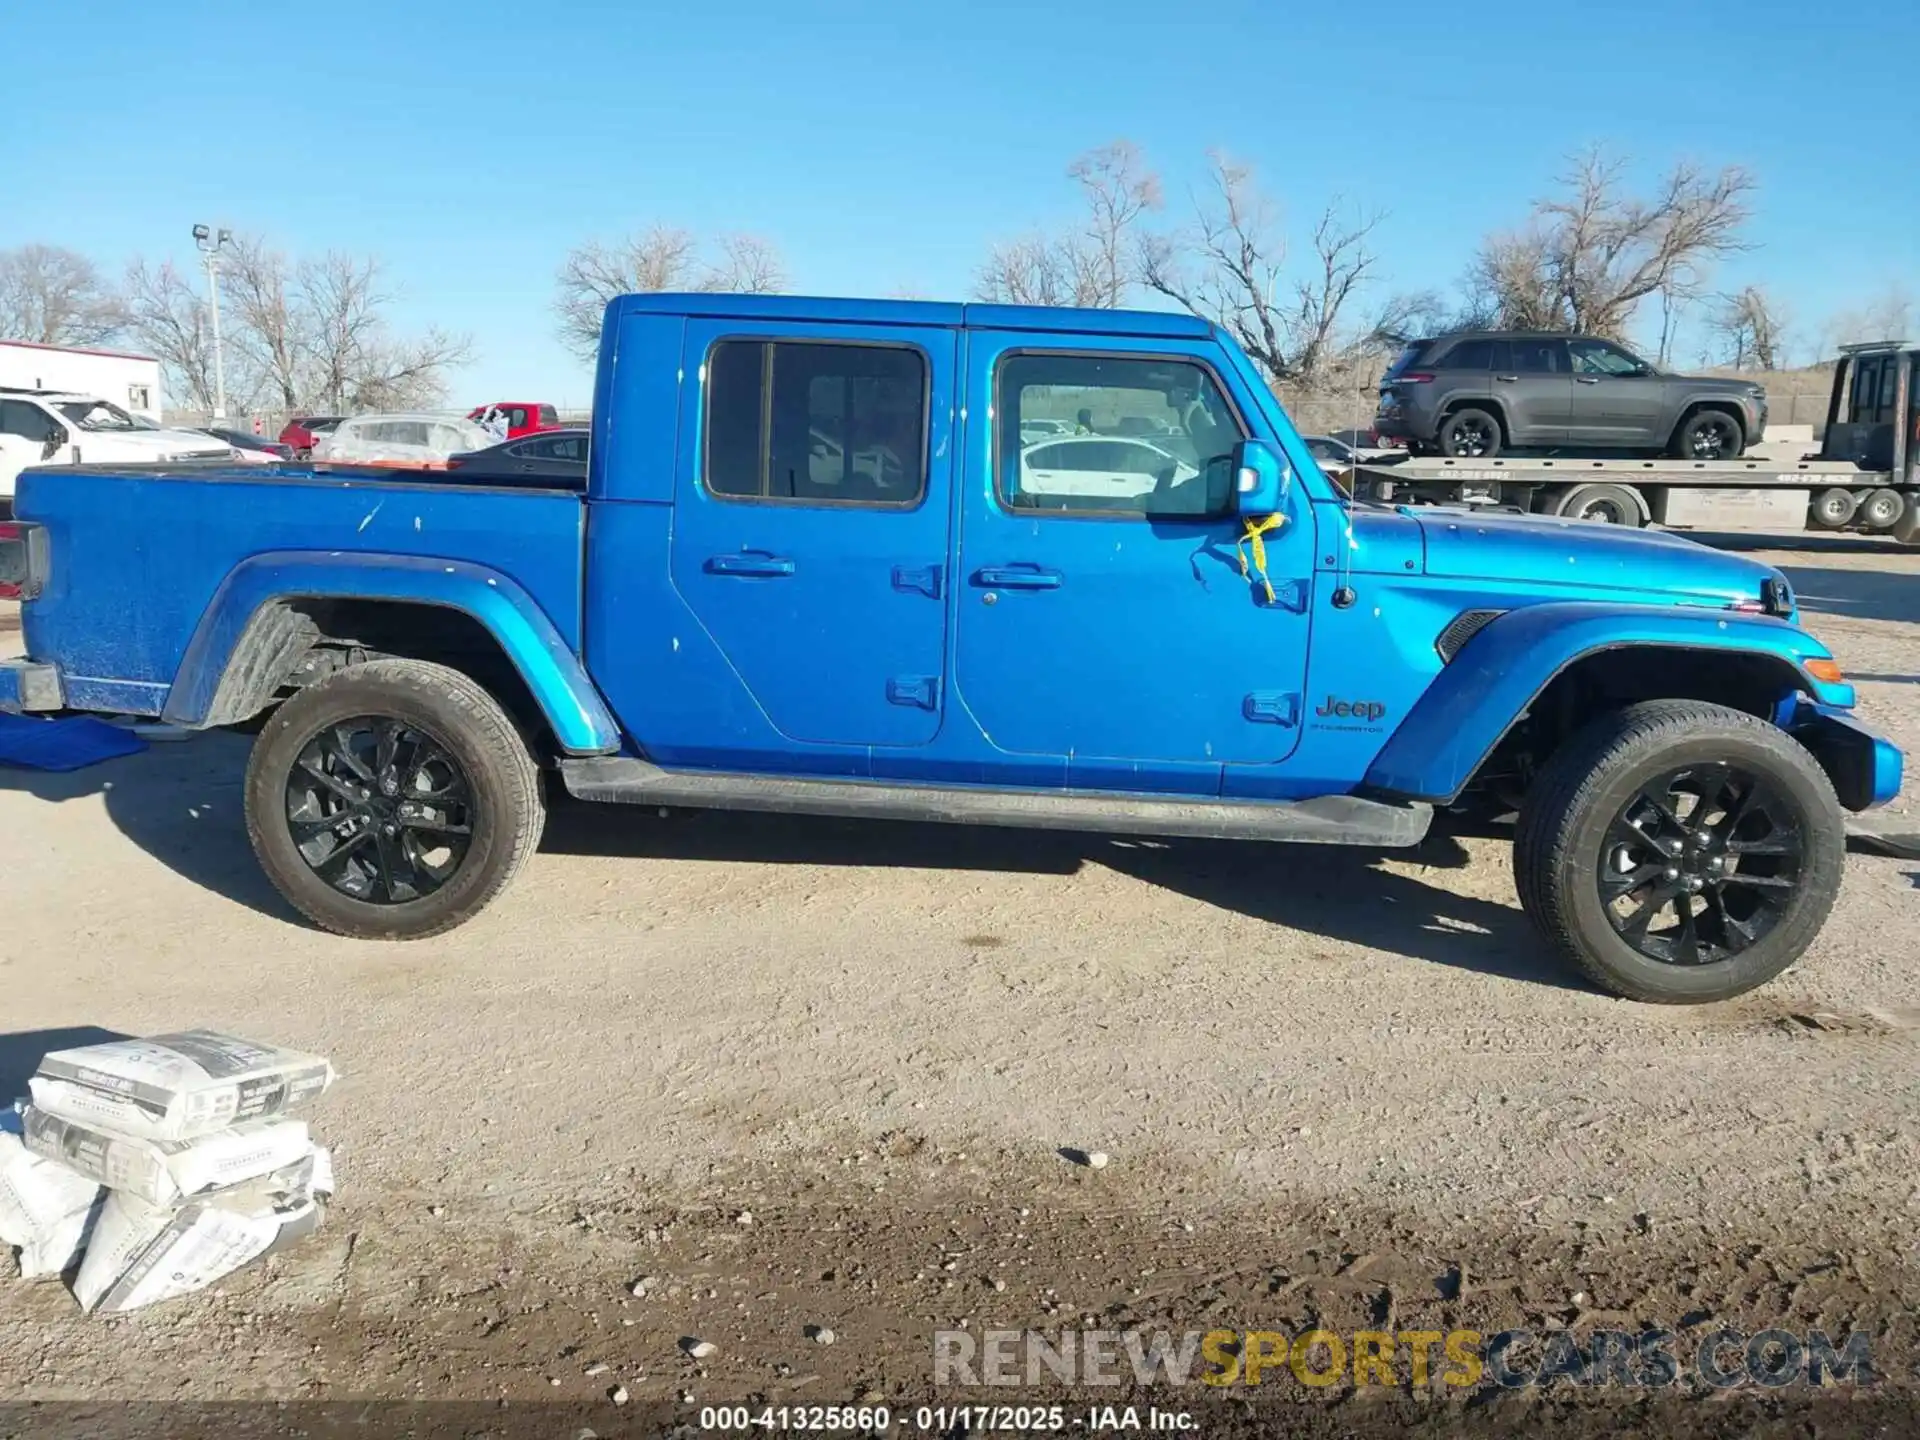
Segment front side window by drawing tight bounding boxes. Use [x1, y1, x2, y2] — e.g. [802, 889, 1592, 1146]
[997, 353, 1243, 517]
[1851, 359, 1884, 423]
[1568, 339, 1649, 376]
[0, 400, 57, 443]
[706, 340, 926, 506]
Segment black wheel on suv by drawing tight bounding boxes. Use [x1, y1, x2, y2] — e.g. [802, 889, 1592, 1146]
[1514, 700, 1845, 1004]
[1437, 408, 1503, 459]
[244, 658, 545, 939]
[1671, 410, 1745, 461]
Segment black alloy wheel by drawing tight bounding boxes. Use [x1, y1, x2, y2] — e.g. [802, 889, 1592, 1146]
[1597, 762, 1803, 967]
[285, 716, 475, 904]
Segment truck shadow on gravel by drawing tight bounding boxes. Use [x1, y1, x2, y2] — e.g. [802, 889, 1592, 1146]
[544, 799, 1589, 992]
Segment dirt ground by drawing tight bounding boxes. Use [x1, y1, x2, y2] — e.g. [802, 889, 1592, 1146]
[1, 533, 1917, 1437]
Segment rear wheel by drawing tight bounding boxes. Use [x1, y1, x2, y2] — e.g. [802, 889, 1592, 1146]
[1514, 700, 1844, 1004]
[1554, 482, 1648, 527]
[1809, 487, 1859, 529]
[245, 658, 545, 939]
[1858, 488, 1904, 530]
[1670, 410, 1745, 461]
[1438, 408, 1503, 459]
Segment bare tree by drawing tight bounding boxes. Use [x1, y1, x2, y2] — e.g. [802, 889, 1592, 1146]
[122, 259, 230, 411]
[1469, 149, 1756, 338]
[553, 226, 788, 362]
[975, 141, 1161, 309]
[143, 235, 469, 414]
[1709, 285, 1789, 370]
[0, 245, 126, 346]
[1141, 153, 1392, 389]
[1821, 282, 1913, 351]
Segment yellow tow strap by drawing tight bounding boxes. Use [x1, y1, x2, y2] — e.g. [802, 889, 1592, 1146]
[1236, 513, 1286, 603]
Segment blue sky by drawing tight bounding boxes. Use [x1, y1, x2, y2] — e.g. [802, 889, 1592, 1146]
[9, 0, 1914, 407]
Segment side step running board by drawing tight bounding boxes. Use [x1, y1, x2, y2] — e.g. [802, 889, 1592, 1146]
[557, 758, 1432, 848]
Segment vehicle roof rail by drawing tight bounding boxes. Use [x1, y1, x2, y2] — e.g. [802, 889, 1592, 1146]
[1835, 340, 1914, 354]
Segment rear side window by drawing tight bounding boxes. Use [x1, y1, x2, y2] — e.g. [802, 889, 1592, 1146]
[1510, 338, 1565, 374]
[1382, 342, 1432, 380]
[1437, 339, 1494, 370]
[538, 405, 559, 424]
[705, 340, 927, 506]
[528, 434, 587, 461]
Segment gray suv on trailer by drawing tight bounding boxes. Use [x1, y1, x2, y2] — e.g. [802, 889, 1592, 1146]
[1374, 332, 1768, 460]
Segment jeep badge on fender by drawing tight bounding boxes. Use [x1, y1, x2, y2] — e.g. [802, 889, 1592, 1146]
[1315, 697, 1387, 723]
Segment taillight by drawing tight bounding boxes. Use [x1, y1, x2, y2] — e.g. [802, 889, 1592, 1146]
[0, 521, 47, 601]
[1398, 372, 1435, 384]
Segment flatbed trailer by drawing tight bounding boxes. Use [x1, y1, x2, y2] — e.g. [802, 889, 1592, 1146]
[1348, 341, 1920, 543]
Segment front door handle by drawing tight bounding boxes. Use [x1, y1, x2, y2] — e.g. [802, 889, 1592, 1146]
[975, 565, 1063, 590]
[706, 552, 795, 578]
[1575, 376, 1601, 385]
[1494, 374, 1518, 382]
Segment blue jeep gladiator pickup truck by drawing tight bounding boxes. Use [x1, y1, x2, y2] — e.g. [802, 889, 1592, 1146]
[0, 294, 1903, 1002]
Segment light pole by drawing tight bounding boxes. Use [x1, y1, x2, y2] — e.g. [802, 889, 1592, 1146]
[192, 224, 233, 420]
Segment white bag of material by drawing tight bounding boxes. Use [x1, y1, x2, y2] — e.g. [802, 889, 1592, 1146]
[21, 1107, 312, 1208]
[0, 1110, 105, 1279]
[73, 1147, 333, 1314]
[28, 1031, 335, 1142]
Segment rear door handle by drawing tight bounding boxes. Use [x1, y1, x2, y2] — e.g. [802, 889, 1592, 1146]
[1494, 374, 1518, 382]
[1575, 376, 1601, 385]
[706, 552, 794, 577]
[975, 565, 1063, 590]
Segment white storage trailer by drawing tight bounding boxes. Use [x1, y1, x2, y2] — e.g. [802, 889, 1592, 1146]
[0, 341, 162, 422]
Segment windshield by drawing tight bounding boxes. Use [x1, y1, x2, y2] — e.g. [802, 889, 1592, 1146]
[56, 400, 142, 432]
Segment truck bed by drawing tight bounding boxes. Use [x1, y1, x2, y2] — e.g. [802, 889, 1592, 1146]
[13, 464, 585, 715]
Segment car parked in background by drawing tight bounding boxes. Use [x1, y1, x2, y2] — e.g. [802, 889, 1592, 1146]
[445, 428, 588, 486]
[313, 414, 493, 468]
[0, 390, 230, 499]
[277, 415, 344, 459]
[1302, 434, 1358, 476]
[467, 402, 561, 440]
[1374, 332, 1767, 461]
[1014, 435, 1208, 513]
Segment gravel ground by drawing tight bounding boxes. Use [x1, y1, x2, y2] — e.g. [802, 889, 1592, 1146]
[0, 534, 1917, 1435]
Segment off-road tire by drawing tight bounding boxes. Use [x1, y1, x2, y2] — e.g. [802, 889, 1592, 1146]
[245, 658, 544, 939]
[1437, 407, 1503, 459]
[1670, 409, 1745, 460]
[1514, 700, 1844, 1003]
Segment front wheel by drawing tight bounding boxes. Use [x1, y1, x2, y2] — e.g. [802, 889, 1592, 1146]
[1671, 410, 1745, 460]
[1514, 700, 1845, 1003]
[244, 658, 545, 939]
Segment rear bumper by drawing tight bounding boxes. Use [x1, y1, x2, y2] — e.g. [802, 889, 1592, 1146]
[0, 658, 63, 713]
[1788, 700, 1903, 811]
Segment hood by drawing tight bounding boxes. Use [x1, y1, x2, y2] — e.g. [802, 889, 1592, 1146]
[1413, 508, 1780, 607]
[78, 428, 230, 459]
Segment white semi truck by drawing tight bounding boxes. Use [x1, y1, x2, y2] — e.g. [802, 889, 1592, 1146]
[1350, 342, 1920, 545]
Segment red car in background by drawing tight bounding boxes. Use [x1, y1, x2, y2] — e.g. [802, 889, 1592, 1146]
[467, 402, 561, 439]
[277, 415, 344, 459]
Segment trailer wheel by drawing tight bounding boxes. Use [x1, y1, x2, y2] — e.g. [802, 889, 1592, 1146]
[1515, 700, 1845, 1004]
[1437, 408, 1503, 459]
[1555, 482, 1648, 527]
[1809, 487, 1859, 529]
[1858, 488, 1904, 530]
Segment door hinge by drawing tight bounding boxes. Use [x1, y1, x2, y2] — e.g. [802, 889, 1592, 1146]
[1265, 578, 1308, 613]
[887, 675, 941, 710]
[892, 564, 943, 598]
[1243, 691, 1299, 727]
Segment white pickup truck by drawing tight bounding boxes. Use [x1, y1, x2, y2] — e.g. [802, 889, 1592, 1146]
[0, 388, 234, 509]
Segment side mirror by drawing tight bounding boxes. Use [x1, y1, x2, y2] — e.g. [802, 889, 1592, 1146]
[1231, 438, 1291, 515]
